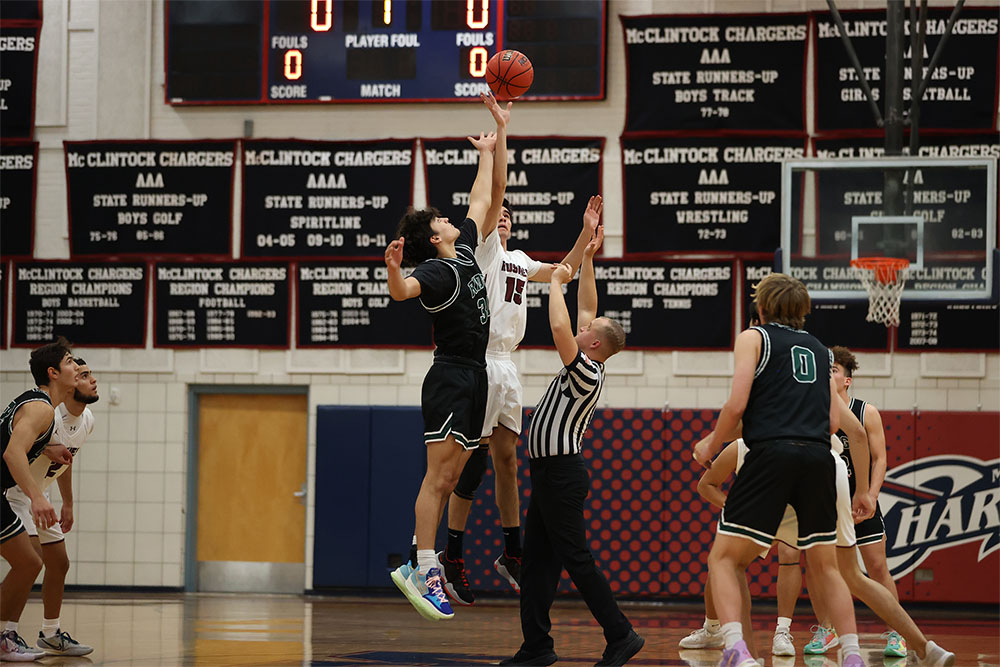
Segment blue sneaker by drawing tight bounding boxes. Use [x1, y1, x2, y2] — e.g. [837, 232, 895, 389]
[390, 562, 454, 621]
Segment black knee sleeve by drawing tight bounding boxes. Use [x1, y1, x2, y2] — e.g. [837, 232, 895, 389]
[454, 447, 489, 500]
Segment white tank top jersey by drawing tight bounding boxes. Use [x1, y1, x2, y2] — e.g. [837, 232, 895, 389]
[28, 404, 94, 492]
[734, 434, 843, 474]
[476, 228, 543, 353]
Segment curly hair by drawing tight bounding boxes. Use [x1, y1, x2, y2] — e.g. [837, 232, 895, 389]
[395, 207, 441, 267]
[830, 346, 859, 377]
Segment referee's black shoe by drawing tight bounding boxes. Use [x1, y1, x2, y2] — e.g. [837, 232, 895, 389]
[595, 629, 644, 666]
[498, 649, 558, 665]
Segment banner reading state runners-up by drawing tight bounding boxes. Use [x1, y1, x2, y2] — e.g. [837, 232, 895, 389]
[422, 137, 603, 257]
[241, 139, 415, 259]
[622, 135, 805, 255]
[0, 26, 40, 139]
[64, 140, 236, 257]
[12, 262, 147, 347]
[296, 261, 431, 347]
[622, 13, 807, 132]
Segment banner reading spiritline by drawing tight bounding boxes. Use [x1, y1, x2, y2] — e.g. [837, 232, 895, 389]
[881, 455, 999, 580]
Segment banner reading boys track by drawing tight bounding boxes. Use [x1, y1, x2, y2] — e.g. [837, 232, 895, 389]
[12, 262, 147, 347]
[0, 141, 37, 257]
[296, 261, 431, 347]
[622, 14, 807, 132]
[623, 136, 804, 255]
[241, 139, 415, 259]
[423, 137, 603, 257]
[814, 7, 999, 131]
[64, 140, 236, 257]
[154, 263, 290, 347]
[0, 25, 40, 139]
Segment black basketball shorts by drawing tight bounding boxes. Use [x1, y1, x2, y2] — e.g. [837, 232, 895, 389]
[421, 357, 488, 450]
[855, 501, 886, 546]
[1, 492, 26, 544]
[719, 440, 838, 550]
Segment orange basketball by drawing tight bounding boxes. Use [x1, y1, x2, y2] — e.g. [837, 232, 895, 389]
[486, 50, 533, 100]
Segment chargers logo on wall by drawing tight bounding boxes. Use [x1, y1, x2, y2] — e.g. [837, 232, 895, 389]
[880, 455, 999, 579]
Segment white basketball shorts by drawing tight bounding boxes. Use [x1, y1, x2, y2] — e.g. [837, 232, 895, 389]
[481, 352, 523, 439]
[5, 486, 65, 545]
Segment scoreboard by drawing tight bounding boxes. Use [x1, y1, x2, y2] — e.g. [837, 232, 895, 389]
[166, 0, 606, 104]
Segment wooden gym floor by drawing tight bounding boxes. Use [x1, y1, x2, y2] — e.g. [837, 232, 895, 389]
[20, 592, 998, 666]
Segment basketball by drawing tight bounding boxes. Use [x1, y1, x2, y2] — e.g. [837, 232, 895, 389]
[486, 50, 533, 99]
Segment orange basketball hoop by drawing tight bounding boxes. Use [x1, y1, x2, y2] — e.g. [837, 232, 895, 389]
[850, 257, 910, 328]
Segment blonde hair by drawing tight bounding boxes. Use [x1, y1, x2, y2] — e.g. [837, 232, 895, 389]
[596, 317, 626, 356]
[752, 273, 810, 329]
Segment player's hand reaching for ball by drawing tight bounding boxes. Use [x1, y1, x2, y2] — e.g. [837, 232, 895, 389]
[550, 262, 574, 285]
[467, 131, 497, 153]
[584, 224, 604, 258]
[385, 237, 404, 270]
[481, 91, 512, 129]
[582, 194, 603, 234]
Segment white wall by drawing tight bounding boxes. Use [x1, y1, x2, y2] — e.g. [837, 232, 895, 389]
[2, 0, 997, 589]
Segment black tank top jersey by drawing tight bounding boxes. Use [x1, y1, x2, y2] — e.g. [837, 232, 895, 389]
[0, 388, 55, 490]
[742, 323, 834, 447]
[409, 218, 489, 364]
[836, 397, 867, 494]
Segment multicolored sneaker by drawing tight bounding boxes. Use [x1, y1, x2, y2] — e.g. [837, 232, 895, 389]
[883, 630, 907, 657]
[720, 639, 758, 667]
[804, 625, 839, 654]
[678, 625, 725, 649]
[0, 630, 43, 661]
[436, 550, 474, 606]
[36, 630, 93, 656]
[495, 552, 521, 592]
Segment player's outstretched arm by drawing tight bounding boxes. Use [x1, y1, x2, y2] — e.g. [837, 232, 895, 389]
[465, 131, 497, 236]
[480, 93, 511, 239]
[384, 238, 421, 301]
[696, 439, 738, 508]
[864, 403, 887, 500]
[548, 262, 579, 366]
[531, 195, 602, 283]
[3, 401, 58, 529]
[694, 330, 759, 467]
[576, 224, 603, 330]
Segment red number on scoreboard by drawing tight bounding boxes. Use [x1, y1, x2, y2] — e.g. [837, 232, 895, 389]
[466, 0, 488, 29]
[310, 0, 332, 32]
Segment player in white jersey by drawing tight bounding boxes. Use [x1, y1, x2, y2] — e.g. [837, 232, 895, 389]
[5, 359, 97, 657]
[436, 93, 604, 607]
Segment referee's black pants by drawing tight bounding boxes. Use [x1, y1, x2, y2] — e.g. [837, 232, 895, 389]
[519, 454, 632, 653]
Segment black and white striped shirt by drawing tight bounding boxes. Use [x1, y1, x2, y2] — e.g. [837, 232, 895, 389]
[527, 350, 605, 458]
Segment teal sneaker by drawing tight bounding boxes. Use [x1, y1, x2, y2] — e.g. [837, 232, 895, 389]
[883, 630, 907, 657]
[391, 562, 454, 621]
[803, 625, 839, 654]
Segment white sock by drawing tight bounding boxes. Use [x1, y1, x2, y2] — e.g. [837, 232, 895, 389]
[840, 633, 860, 657]
[4, 621, 17, 633]
[721, 621, 743, 650]
[705, 617, 721, 632]
[41, 618, 59, 638]
[776, 616, 792, 633]
[416, 549, 437, 575]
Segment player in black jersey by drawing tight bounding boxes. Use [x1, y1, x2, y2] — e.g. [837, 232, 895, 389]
[693, 273, 863, 667]
[1, 339, 78, 662]
[384, 114, 500, 621]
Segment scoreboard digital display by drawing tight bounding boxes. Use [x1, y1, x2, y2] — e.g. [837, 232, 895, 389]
[166, 0, 606, 104]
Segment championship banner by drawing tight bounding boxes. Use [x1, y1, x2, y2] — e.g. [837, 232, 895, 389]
[423, 137, 603, 257]
[0, 25, 40, 139]
[153, 262, 290, 348]
[12, 262, 147, 347]
[64, 140, 236, 258]
[622, 135, 805, 255]
[241, 139, 416, 259]
[296, 261, 431, 347]
[1, 263, 7, 349]
[814, 7, 999, 131]
[622, 13, 807, 132]
[897, 301, 1000, 351]
[0, 141, 36, 257]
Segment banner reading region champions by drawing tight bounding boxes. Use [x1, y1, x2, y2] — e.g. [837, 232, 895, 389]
[622, 135, 805, 255]
[241, 139, 416, 258]
[422, 137, 603, 257]
[0, 26, 40, 139]
[64, 140, 236, 257]
[0, 141, 37, 257]
[12, 262, 147, 347]
[296, 261, 431, 347]
[622, 13, 807, 132]
[814, 7, 999, 131]
[154, 263, 290, 348]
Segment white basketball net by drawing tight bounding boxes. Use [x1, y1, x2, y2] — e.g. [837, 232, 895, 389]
[853, 262, 909, 328]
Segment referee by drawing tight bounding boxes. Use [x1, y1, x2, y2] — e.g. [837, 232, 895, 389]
[501, 227, 643, 667]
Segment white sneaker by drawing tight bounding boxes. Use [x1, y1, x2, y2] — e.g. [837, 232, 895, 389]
[772, 628, 795, 656]
[678, 626, 725, 649]
[918, 640, 956, 666]
[0, 630, 43, 661]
